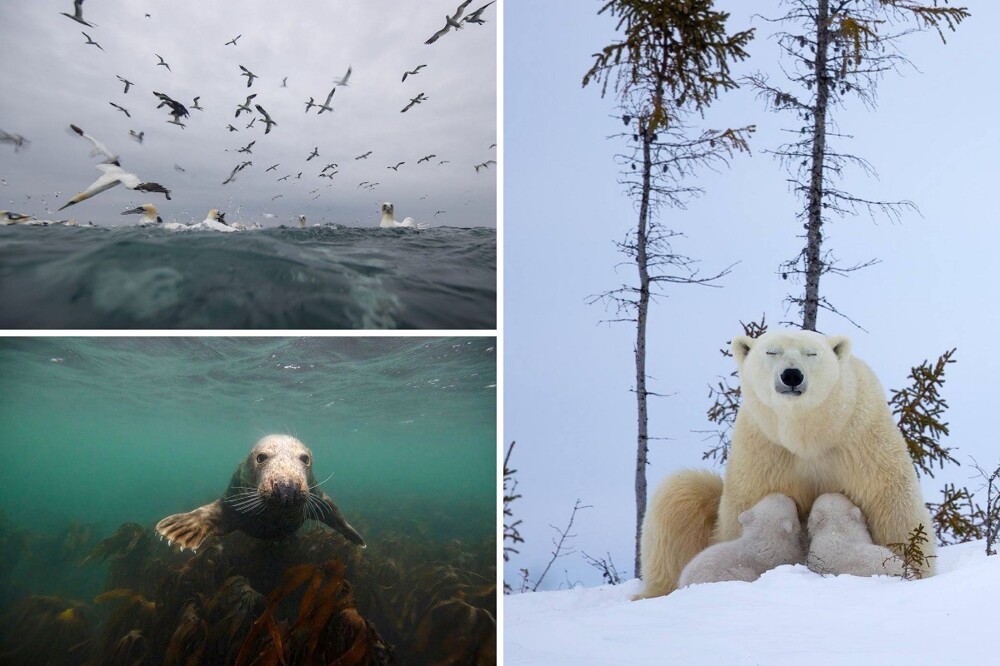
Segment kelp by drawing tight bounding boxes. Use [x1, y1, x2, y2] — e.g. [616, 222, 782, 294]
[0, 595, 92, 665]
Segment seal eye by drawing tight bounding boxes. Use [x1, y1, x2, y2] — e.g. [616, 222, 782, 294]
[256, 453, 268, 464]
[300, 455, 311, 466]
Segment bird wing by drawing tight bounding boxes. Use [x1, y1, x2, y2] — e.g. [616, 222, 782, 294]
[69, 124, 118, 164]
[425, 23, 450, 44]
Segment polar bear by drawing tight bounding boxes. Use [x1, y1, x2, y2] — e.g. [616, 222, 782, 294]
[678, 493, 805, 588]
[807, 492, 906, 578]
[636, 329, 933, 599]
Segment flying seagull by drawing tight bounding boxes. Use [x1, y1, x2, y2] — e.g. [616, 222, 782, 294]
[82, 32, 103, 51]
[333, 65, 352, 87]
[425, 0, 473, 44]
[235, 93, 257, 117]
[0, 129, 28, 152]
[225, 34, 241, 46]
[355, 151, 372, 160]
[191, 96, 204, 111]
[109, 102, 130, 117]
[317, 88, 335, 114]
[116, 75, 133, 94]
[463, 0, 496, 25]
[155, 54, 171, 71]
[387, 161, 405, 171]
[401, 93, 427, 113]
[306, 147, 319, 161]
[255, 104, 277, 134]
[61, 0, 94, 27]
[401, 64, 427, 82]
[61, 124, 171, 208]
[239, 65, 258, 87]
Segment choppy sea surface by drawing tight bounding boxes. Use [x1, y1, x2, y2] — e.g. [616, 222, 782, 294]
[0, 225, 496, 329]
[0, 337, 497, 663]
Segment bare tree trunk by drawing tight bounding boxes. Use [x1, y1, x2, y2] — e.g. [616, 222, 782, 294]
[633, 118, 653, 577]
[803, 0, 830, 331]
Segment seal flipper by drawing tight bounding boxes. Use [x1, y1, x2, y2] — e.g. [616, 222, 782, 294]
[155, 500, 228, 551]
[314, 491, 366, 548]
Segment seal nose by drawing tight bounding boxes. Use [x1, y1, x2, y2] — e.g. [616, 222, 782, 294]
[780, 368, 804, 388]
[274, 480, 301, 507]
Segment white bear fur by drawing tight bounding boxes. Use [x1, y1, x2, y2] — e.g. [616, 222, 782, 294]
[636, 329, 934, 599]
[678, 493, 805, 588]
[807, 492, 906, 577]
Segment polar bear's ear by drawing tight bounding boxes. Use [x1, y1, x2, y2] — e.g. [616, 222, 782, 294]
[850, 506, 864, 522]
[737, 508, 755, 526]
[829, 336, 851, 359]
[732, 336, 754, 364]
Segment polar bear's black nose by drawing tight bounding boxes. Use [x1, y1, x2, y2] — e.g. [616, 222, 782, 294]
[780, 368, 804, 388]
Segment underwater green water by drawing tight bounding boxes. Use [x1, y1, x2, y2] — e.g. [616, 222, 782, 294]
[0, 336, 496, 578]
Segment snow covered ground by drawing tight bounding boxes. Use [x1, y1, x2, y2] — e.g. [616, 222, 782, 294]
[504, 541, 999, 665]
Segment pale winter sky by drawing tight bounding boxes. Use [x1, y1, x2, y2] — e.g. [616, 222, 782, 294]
[0, 0, 496, 227]
[505, 1, 1000, 591]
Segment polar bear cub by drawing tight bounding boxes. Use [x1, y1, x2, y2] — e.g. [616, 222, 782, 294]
[807, 492, 906, 577]
[678, 493, 805, 588]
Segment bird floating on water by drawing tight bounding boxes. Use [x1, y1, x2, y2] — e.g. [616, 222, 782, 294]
[379, 202, 429, 229]
[121, 203, 161, 225]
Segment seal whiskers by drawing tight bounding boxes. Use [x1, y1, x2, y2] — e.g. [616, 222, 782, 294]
[155, 434, 366, 551]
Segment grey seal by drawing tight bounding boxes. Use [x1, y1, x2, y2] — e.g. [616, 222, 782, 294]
[155, 434, 365, 552]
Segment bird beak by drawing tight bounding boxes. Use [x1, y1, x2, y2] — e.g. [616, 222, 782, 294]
[121, 206, 145, 215]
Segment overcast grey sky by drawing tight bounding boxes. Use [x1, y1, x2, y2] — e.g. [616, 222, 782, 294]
[0, 0, 496, 227]
[505, 1, 999, 590]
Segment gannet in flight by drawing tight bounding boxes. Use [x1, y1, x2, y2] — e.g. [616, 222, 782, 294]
[355, 151, 372, 160]
[401, 64, 427, 82]
[304, 97, 316, 113]
[316, 88, 335, 114]
[236, 94, 257, 117]
[155, 54, 171, 71]
[129, 130, 144, 143]
[153, 91, 188, 124]
[116, 75, 133, 94]
[379, 202, 429, 229]
[245, 117, 256, 129]
[174, 164, 185, 172]
[60, 163, 171, 210]
[266, 163, 279, 172]
[61, 0, 95, 27]
[401, 93, 427, 113]
[281, 76, 288, 87]
[425, 0, 473, 44]
[474, 159, 496, 173]
[334, 65, 352, 87]
[226, 124, 239, 132]
[306, 147, 319, 161]
[254, 104, 277, 133]
[237, 140, 255, 154]
[239, 65, 258, 88]
[68, 123, 117, 163]
[82, 32, 103, 51]
[191, 96, 204, 111]
[417, 154, 436, 164]
[109, 102, 130, 117]
[0, 129, 28, 152]
[387, 162, 404, 171]
[463, 1, 496, 24]
[225, 34, 241, 46]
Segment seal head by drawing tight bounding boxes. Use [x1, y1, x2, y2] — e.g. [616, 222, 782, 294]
[155, 434, 365, 552]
